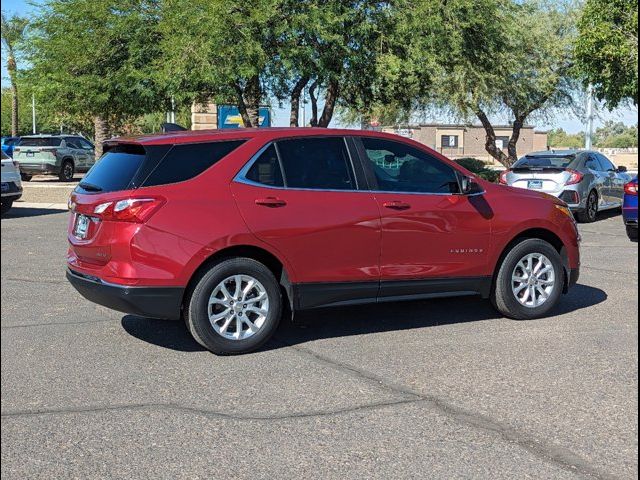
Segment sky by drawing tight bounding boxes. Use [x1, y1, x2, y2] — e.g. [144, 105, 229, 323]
[2, 0, 638, 133]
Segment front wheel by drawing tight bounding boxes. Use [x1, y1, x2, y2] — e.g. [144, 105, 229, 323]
[58, 160, 75, 182]
[185, 258, 282, 355]
[627, 226, 638, 241]
[20, 173, 32, 182]
[492, 239, 565, 320]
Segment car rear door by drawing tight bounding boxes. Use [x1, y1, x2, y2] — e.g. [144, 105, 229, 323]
[66, 138, 87, 170]
[597, 153, 625, 205]
[231, 136, 382, 308]
[354, 136, 492, 299]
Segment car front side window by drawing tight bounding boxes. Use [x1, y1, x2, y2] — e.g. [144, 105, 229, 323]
[361, 137, 459, 194]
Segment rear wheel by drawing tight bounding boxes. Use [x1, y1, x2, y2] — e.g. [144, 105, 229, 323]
[185, 257, 282, 355]
[627, 226, 638, 241]
[1, 200, 13, 215]
[58, 160, 75, 182]
[576, 190, 598, 223]
[492, 238, 565, 320]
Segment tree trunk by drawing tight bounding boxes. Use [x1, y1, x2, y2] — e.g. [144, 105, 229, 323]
[318, 79, 340, 128]
[309, 80, 319, 127]
[93, 116, 109, 158]
[233, 76, 262, 128]
[289, 76, 310, 127]
[8, 56, 18, 136]
[506, 117, 525, 165]
[475, 108, 511, 167]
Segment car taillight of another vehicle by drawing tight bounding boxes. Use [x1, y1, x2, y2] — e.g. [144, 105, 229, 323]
[499, 170, 510, 185]
[41, 148, 59, 157]
[624, 182, 638, 196]
[91, 197, 166, 223]
[566, 169, 584, 186]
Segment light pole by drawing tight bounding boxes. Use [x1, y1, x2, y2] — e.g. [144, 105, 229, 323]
[32, 92, 36, 134]
[585, 84, 594, 150]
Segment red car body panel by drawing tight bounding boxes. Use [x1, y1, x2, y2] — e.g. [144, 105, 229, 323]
[66, 128, 580, 319]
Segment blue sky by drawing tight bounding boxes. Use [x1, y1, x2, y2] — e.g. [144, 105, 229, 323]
[2, 0, 637, 132]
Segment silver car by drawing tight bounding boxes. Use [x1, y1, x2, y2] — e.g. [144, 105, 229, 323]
[13, 134, 96, 182]
[501, 150, 632, 223]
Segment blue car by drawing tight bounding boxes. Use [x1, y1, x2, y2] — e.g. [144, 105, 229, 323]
[623, 177, 638, 241]
[1, 136, 20, 158]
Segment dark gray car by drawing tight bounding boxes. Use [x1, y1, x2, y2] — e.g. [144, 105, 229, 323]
[501, 150, 632, 223]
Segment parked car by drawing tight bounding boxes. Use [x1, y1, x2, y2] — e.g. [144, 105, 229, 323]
[1, 149, 23, 215]
[13, 134, 95, 182]
[623, 177, 638, 241]
[500, 150, 632, 223]
[66, 128, 581, 355]
[1, 136, 20, 158]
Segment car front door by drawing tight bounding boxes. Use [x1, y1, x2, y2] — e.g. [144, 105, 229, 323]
[78, 138, 96, 170]
[231, 136, 382, 309]
[584, 154, 609, 208]
[354, 136, 492, 299]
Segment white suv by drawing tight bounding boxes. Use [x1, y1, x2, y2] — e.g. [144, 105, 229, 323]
[1, 150, 23, 215]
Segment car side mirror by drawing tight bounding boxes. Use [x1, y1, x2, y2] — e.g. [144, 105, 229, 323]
[456, 173, 474, 195]
[617, 166, 628, 173]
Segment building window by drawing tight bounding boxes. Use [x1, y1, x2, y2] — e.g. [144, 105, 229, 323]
[495, 136, 510, 150]
[441, 135, 459, 148]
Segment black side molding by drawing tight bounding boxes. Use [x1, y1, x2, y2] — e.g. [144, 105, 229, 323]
[294, 276, 493, 310]
[66, 269, 184, 320]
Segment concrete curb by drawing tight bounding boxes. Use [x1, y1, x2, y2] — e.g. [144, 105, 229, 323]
[14, 202, 68, 210]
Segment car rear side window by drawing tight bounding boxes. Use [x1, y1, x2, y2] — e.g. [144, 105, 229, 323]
[142, 141, 245, 187]
[276, 137, 356, 191]
[245, 145, 284, 187]
[77, 144, 147, 193]
[19, 137, 62, 147]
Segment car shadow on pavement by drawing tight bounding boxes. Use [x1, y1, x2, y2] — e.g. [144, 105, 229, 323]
[121, 283, 607, 354]
[1, 207, 67, 219]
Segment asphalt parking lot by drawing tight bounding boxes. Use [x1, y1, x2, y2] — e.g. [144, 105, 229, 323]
[1, 207, 637, 479]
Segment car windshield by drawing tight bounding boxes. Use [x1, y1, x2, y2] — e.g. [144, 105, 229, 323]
[19, 137, 62, 147]
[514, 155, 575, 169]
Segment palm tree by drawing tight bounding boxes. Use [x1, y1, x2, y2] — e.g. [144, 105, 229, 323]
[1, 12, 29, 137]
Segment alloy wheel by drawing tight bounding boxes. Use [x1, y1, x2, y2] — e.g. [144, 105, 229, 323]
[208, 275, 270, 341]
[511, 253, 556, 308]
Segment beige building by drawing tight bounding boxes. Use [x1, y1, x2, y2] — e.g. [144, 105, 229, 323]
[383, 124, 549, 165]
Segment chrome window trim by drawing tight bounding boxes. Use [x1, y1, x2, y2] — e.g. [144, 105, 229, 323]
[233, 139, 486, 197]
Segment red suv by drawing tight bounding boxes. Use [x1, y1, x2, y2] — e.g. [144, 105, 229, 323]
[67, 128, 580, 354]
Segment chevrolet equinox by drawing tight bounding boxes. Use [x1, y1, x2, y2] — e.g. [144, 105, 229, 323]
[67, 128, 581, 355]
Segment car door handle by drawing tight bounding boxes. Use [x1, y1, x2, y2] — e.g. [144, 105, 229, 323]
[255, 197, 287, 208]
[383, 201, 411, 211]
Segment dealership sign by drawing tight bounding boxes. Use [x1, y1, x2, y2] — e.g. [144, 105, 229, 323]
[218, 105, 272, 129]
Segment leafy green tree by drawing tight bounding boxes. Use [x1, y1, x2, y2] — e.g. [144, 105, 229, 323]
[1, 12, 29, 136]
[593, 121, 638, 147]
[27, 0, 165, 155]
[575, 0, 638, 108]
[547, 128, 585, 149]
[1, 84, 62, 136]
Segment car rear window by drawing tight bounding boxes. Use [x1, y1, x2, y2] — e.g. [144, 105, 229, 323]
[19, 137, 63, 147]
[77, 144, 148, 193]
[514, 155, 575, 169]
[142, 140, 245, 187]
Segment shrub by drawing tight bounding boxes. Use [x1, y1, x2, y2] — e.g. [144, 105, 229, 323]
[454, 157, 500, 183]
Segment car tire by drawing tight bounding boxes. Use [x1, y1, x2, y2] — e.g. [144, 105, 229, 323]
[58, 160, 75, 182]
[1, 200, 13, 215]
[627, 226, 638, 242]
[185, 257, 282, 355]
[576, 190, 598, 223]
[491, 238, 565, 320]
[20, 174, 32, 182]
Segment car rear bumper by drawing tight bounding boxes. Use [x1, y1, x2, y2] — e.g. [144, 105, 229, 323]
[1, 181, 22, 200]
[20, 163, 59, 175]
[66, 268, 184, 320]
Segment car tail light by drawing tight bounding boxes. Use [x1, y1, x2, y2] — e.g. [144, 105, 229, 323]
[41, 148, 59, 155]
[12, 160, 19, 168]
[499, 170, 510, 185]
[566, 169, 584, 186]
[625, 182, 638, 195]
[92, 197, 165, 223]
[13, 148, 20, 154]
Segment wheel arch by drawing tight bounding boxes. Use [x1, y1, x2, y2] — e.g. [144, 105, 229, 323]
[182, 244, 294, 314]
[492, 228, 571, 295]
